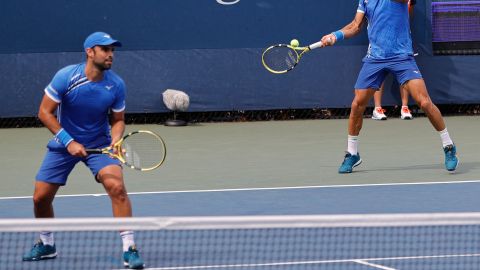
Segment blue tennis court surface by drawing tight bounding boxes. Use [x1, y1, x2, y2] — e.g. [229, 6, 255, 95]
[2, 181, 480, 218]
[2, 181, 480, 270]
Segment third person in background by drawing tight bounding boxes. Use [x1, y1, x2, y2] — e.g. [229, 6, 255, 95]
[371, 81, 413, 120]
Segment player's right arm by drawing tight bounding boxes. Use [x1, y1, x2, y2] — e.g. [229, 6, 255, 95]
[321, 11, 366, 46]
[38, 95, 87, 157]
[39, 67, 87, 157]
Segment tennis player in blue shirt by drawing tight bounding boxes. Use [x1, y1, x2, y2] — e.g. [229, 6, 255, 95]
[22, 32, 145, 269]
[319, 0, 458, 174]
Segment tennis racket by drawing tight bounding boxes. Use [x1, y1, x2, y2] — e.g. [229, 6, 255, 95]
[261, 40, 325, 74]
[86, 130, 166, 171]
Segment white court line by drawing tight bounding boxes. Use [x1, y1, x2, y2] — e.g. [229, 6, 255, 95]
[112, 253, 480, 270]
[354, 260, 397, 270]
[2, 179, 480, 200]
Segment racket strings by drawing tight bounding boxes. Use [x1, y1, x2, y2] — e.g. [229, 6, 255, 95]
[121, 133, 165, 170]
[263, 46, 298, 72]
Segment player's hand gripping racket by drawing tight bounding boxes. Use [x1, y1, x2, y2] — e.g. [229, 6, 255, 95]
[86, 130, 166, 171]
[262, 40, 325, 74]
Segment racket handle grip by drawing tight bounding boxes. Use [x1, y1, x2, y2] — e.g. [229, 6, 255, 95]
[308, 41, 323, 50]
[85, 149, 103, 154]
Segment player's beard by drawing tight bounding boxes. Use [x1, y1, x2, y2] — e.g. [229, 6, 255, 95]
[93, 57, 113, 71]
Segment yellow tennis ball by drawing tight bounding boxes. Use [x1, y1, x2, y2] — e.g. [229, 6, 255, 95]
[290, 39, 300, 47]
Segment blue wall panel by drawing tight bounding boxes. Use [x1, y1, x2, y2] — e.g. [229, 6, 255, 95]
[0, 0, 479, 117]
[0, 0, 364, 53]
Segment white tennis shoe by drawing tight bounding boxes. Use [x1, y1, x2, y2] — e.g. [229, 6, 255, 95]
[372, 107, 387, 120]
[400, 106, 413, 120]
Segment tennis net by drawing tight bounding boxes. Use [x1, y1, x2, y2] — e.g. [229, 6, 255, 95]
[1, 213, 480, 270]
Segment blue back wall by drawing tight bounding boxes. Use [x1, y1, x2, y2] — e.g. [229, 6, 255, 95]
[0, 0, 478, 117]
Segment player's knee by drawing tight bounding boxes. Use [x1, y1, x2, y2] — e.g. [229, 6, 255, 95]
[418, 98, 433, 112]
[351, 100, 367, 113]
[107, 183, 128, 200]
[33, 194, 53, 207]
[351, 100, 359, 111]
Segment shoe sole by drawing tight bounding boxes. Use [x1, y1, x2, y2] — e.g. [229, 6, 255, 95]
[23, 253, 57, 261]
[372, 116, 387, 120]
[124, 262, 145, 269]
[353, 159, 363, 169]
[401, 116, 413, 120]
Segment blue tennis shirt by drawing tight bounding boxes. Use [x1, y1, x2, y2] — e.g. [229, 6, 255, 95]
[44, 63, 126, 149]
[357, 0, 413, 61]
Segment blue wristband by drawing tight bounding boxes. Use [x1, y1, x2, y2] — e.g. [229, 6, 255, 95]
[332, 30, 345, 41]
[55, 128, 74, 147]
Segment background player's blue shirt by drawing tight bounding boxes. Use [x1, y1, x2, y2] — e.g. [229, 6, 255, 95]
[44, 63, 126, 149]
[357, 0, 413, 61]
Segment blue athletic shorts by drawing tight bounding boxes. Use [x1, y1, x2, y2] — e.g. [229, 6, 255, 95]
[36, 148, 121, 185]
[354, 57, 423, 90]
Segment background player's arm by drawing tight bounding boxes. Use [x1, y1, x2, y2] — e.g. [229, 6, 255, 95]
[38, 94, 87, 157]
[321, 12, 366, 46]
[110, 111, 125, 147]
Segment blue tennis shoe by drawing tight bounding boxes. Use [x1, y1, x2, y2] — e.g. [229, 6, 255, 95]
[123, 245, 145, 269]
[22, 240, 57, 261]
[443, 144, 458, 173]
[338, 152, 362, 174]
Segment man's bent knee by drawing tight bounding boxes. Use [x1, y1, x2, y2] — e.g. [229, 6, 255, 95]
[419, 98, 434, 112]
[109, 183, 128, 198]
[351, 100, 368, 114]
[33, 194, 53, 207]
[32, 181, 58, 206]
[97, 164, 129, 203]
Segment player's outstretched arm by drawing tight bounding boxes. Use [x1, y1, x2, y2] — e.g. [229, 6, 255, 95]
[320, 12, 366, 46]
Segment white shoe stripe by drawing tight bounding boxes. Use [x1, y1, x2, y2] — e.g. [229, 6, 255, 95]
[41, 252, 57, 259]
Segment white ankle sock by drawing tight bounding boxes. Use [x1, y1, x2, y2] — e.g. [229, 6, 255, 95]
[120, 231, 135, 252]
[347, 135, 358, 155]
[40, 231, 54, 246]
[439, 128, 453, 147]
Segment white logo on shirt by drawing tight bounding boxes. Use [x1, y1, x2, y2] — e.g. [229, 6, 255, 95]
[413, 70, 420, 74]
[105, 85, 114, 90]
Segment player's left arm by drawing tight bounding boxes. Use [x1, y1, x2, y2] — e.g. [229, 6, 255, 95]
[110, 111, 125, 147]
[110, 79, 126, 147]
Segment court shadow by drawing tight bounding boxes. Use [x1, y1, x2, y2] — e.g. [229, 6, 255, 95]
[358, 161, 477, 175]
